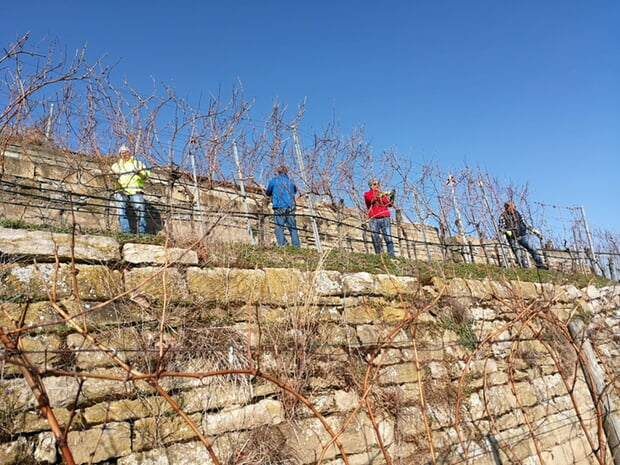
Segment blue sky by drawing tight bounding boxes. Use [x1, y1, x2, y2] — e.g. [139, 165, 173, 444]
[4, 0, 619, 236]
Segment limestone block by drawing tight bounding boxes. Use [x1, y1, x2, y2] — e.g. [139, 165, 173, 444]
[63, 299, 147, 327]
[19, 333, 63, 368]
[444, 340, 470, 362]
[374, 274, 418, 297]
[327, 324, 357, 346]
[0, 377, 37, 411]
[0, 301, 61, 333]
[553, 284, 582, 303]
[532, 373, 565, 399]
[344, 305, 378, 324]
[119, 433, 267, 465]
[0, 436, 33, 465]
[534, 282, 554, 297]
[377, 363, 421, 385]
[535, 412, 583, 451]
[496, 428, 538, 462]
[186, 267, 265, 304]
[76, 265, 123, 300]
[125, 266, 189, 303]
[2, 153, 35, 177]
[251, 376, 280, 399]
[67, 421, 131, 464]
[43, 375, 82, 408]
[340, 415, 395, 455]
[445, 278, 472, 297]
[414, 331, 448, 362]
[488, 280, 514, 299]
[584, 285, 602, 299]
[324, 449, 388, 465]
[356, 324, 380, 345]
[379, 304, 409, 322]
[33, 432, 57, 464]
[467, 279, 497, 300]
[495, 410, 526, 430]
[34, 161, 81, 184]
[537, 435, 599, 465]
[117, 441, 209, 465]
[81, 368, 142, 404]
[484, 371, 509, 387]
[277, 415, 341, 462]
[316, 296, 345, 306]
[67, 327, 159, 369]
[178, 383, 253, 413]
[464, 392, 485, 422]
[133, 413, 201, 451]
[485, 385, 518, 416]
[427, 360, 449, 379]
[307, 393, 336, 415]
[311, 270, 343, 296]
[0, 227, 120, 261]
[430, 276, 448, 295]
[83, 396, 169, 425]
[469, 306, 497, 321]
[429, 403, 455, 428]
[202, 398, 284, 436]
[510, 281, 539, 299]
[12, 408, 71, 434]
[371, 348, 406, 366]
[122, 243, 198, 265]
[395, 406, 425, 441]
[314, 304, 344, 322]
[430, 427, 461, 452]
[343, 272, 374, 296]
[252, 305, 287, 323]
[386, 442, 429, 465]
[262, 268, 309, 305]
[0, 263, 122, 300]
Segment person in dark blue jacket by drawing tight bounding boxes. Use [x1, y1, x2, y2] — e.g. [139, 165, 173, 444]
[265, 165, 301, 247]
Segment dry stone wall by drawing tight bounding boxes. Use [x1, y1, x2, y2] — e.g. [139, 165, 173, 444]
[0, 227, 618, 464]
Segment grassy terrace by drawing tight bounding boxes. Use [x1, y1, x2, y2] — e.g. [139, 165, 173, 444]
[206, 242, 615, 289]
[2, 219, 614, 289]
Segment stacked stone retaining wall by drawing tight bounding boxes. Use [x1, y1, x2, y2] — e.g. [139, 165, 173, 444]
[0, 227, 618, 464]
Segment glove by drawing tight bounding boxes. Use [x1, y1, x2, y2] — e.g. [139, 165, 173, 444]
[505, 231, 513, 238]
[389, 188, 396, 202]
[532, 229, 542, 240]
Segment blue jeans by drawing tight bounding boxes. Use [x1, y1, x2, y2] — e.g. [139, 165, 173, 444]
[369, 216, 395, 256]
[273, 207, 300, 247]
[115, 192, 147, 234]
[507, 234, 544, 268]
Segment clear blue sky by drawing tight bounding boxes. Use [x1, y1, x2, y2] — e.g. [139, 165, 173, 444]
[4, 0, 619, 235]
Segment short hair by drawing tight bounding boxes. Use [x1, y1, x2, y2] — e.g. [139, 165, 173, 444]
[368, 178, 378, 188]
[504, 201, 514, 210]
[277, 165, 288, 175]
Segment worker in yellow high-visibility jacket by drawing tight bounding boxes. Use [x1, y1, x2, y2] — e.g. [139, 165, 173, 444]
[111, 145, 151, 234]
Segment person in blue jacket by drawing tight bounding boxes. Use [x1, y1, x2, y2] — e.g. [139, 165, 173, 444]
[265, 165, 301, 247]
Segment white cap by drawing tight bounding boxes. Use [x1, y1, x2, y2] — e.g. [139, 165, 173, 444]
[118, 144, 131, 155]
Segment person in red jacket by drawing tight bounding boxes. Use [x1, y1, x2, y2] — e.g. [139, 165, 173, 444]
[364, 179, 395, 256]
